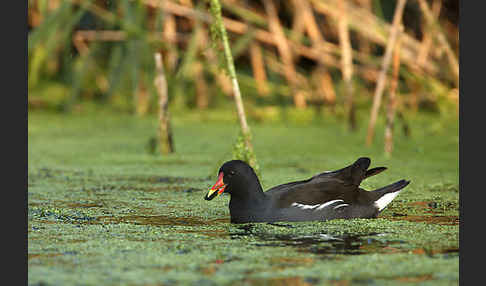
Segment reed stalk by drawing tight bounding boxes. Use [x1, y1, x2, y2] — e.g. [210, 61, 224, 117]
[416, 0, 442, 71]
[416, 0, 459, 87]
[338, 0, 356, 130]
[208, 0, 257, 170]
[154, 52, 174, 154]
[249, 42, 269, 96]
[298, 0, 336, 106]
[263, 0, 305, 108]
[385, 34, 402, 156]
[366, 0, 407, 146]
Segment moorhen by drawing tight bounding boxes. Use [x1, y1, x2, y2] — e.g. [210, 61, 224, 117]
[205, 157, 410, 223]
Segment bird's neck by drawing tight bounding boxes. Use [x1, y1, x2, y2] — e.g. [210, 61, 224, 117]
[230, 180, 267, 206]
[229, 186, 268, 224]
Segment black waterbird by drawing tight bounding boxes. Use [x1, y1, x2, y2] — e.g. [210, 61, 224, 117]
[205, 157, 410, 224]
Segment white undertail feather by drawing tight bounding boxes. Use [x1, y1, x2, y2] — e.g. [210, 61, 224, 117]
[374, 190, 401, 211]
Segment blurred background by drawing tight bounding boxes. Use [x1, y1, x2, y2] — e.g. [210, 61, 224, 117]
[28, 0, 458, 141]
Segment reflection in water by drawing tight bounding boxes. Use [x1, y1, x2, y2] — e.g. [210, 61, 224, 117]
[239, 231, 395, 255]
[230, 224, 459, 257]
[231, 224, 403, 256]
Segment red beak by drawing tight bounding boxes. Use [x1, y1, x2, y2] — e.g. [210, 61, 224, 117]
[205, 172, 227, 201]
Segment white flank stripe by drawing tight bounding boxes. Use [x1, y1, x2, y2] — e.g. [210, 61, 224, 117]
[333, 204, 349, 210]
[292, 200, 344, 211]
[315, 200, 344, 210]
[291, 202, 318, 210]
[375, 191, 401, 211]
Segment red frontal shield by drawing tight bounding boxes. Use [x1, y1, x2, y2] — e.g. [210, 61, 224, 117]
[205, 172, 227, 200]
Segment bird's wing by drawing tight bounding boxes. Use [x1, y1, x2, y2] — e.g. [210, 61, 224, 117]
[264, 177, 312, 194]
[266, 157, 387, 196]
[311, 157, 387, 184]
[269, 176, 359, 209]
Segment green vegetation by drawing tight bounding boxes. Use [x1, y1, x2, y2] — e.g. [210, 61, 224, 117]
[28, 1, 459, 284]
[28, 110, 458, 285]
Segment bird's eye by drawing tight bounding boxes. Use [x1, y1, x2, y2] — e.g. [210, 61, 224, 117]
[229, 170, 236, 176]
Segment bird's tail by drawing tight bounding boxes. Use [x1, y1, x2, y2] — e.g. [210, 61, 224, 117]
[363, 167, 387, 180]
[371, 179, 410, 212]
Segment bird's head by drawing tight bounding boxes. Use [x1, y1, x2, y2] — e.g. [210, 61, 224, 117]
[204, 160, 259, 201]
